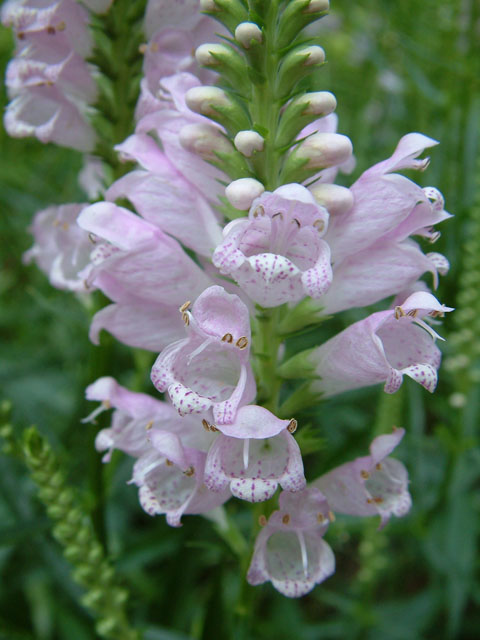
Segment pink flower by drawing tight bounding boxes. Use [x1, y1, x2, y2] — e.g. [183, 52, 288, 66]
[133, 429, 230, 527]
[313, 428, 411, 528]
[247, 488, 335, 597]
[151, 286, 256, 424]
[213, 184, 332, 307]
[77, 202, 211, 351]
[23, 203, 92, 291]
[306, 291, 453, 397]
[203, 405, 306, 502]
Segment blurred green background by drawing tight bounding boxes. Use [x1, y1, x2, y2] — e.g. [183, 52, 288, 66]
[1, 0, 479, 638]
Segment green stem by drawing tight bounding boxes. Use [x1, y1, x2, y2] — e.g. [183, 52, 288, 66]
[252, 306, 284, 412]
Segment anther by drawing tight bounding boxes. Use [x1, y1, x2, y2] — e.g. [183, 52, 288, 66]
[317, 513, 325, 523]
[394, 306, 405, 319]
[429, 310, 445, 318]
[258, 515, 267, 526]
[150, 42, 159, 52]
[221, 333, 233, 343]
[287, 418, 297, 434]
[18, 32, 25, 40]
[179, 300, 191, 312]
[313, 219, 325, 232]
[184, 466, 195, 476]
[182, 312, 190, 326]
[88, 233, 97, 244]
[292, 218, 301, 228]
[145, 421, 153, 431]
[236, 336, 248, 349]
[373, 497, 383, 504]
[165, 459, 173, 466]
[328, 510, 336, 522]
[253, 205, 265, 218]
[272, 212, 284, 220]
[282, 514, 290, 525]
[366, 498, 374, 504]
[56, 21, 66, 31]
[202, 419, 211, 431]
[47, 26, 56, 35]
[375, 463, 382, 471]
[360, 470, 370, 479]
[406, 309, 418, 318]
[62, 222, 69, 231]
[429, 231, 441, 243]
[139, 43, 147, 54]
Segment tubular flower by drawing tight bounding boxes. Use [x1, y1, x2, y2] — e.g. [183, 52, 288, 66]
[151, 286, 256, 425]
[213, 184, 332, 307]
[203, 405, 306, 502]
[247, 488, 335, 597]
[306, 291, 453, 397]
[313, 428, 411, 528]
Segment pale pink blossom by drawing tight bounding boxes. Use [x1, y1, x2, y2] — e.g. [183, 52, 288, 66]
[313, 428, 411, 528]
[247, 488, 335, 597]
[213, 184, 332, 307]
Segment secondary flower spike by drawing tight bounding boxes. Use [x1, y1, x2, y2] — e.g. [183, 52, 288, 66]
[247, 488, 335, 597]
[151, 286, 256, 425]
[313, 428, 411, 528]
[213, 184, 332, 307]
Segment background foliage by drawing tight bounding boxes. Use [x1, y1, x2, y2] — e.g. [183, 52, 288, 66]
[1, 1, 479, 638]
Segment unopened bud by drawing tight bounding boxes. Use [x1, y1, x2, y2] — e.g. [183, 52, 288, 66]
[297, 133, 353, 169]
[304, 0, 330, 13]
[298, 45, 325, 66]
[226, 178, 265, 210]
[200, 0, 218, 9]
[186, 86, 231, 117]
[295, 91, 337, 116]
[195, 43, 230, 66]
[277, 46, 326, 99]
[235, 22, 262, 48]
[180, 123, 232, 160]
[310, 184, 354, 215]
[234, 130, 264, 157]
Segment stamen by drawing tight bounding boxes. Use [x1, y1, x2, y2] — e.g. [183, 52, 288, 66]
[139, 43, 147, 54]
[429, 310, 445, 318]
[53, 219, 60, 227]
[373, 497, 383, 504]
[182, 312, 190, 326]
[184, 466, 195, 476]
[272, 211, 284, 220]
[221, 333, 233, 343]
[202, 419, 211, 431]
[313, 219, 325, 232]
[47, 26, 56, 35]
[328, 510, 336, 522]
[88, 232, 97, 244]
[360, 470, 370, 479]
[406, 309, 418, 318]
[145, 421, 153, 431]
[56, 21, 66, 31]
[253, 205, 265, 218]
[243, 439, 250, 470]
[287, 418, 297, 434]
[150, 42, 159, 52]
[292, 218, 301, 228]
[18, 32, 25, 40]
[375, 463, 382, 471]
[317, 513, 325, 523]
[258, 515, 267, 526]
[394, 306, 405, 319]
[179, 300, 191, 312]
[282, 514, 290, 525]
[297, 531, 309, 578]
[62, 222, 69, 231]
[429, 231, 441, 243]
[165, 459, 173, 466]
[236, 336, 249, 349]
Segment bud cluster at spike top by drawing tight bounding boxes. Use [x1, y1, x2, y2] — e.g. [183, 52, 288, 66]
[7, 0, 454, 599]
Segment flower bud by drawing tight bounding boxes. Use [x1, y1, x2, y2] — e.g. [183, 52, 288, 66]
[180, 123, 232, 161]
[195, 43, 230, 66]
[277, 46, 326, 99]
[234, 130, 264, 157]
[298, 46, 326, 66]
[295, 91, 337, 116]
[200, 0, 218, 9]
[309, 184, 354, 215]
[296, 133, 353, 169]
[226, 178, 265, 210]
[235, 22, 262, 48]
[304, 0, 330, 13]
[186, 86, 231, 116]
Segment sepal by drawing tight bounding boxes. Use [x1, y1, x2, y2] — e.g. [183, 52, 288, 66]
[276, 0, 330, 50]
[279, 349, 318, 380]
[185, 85, 251, 132]
[195, 42, 251, 94]
[276, 92, 337, 148]
[200, 0, 249, 34]
[278, 298, 328, 335]
[275, 45, 325, 100]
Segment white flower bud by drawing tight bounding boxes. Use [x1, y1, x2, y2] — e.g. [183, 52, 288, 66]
[304, 0, 330, 13]
[234, 130, 264, 157]
[295, 91, 337, 116]
[195, 43, 229, 66]
[296, 133, 353, 169]
[179, 123, 232, 160]
[226, 178, 265, 210]
[185, 86, 231, 116]
[235, 22, 263, 48]
[309, 184, 354, 215]
[298, 45, 325, 66]
[200, 0, 218, 10]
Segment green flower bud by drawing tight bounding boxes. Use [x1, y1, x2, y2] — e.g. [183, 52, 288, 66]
[276, 0, 330, 49]
[276, 91, 337, 148]
[276, 45, 326, 99]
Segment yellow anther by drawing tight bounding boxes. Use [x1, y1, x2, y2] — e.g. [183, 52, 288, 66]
[282, 514, 290, 525]
[18, 31, 25, 40]
[150, 42, 159, 52]
[366, 498, 374, 504]
[53, 219, 60, 227]
[103, 400, 111, 409]
[88, 232, 97, 244]
[202, 419, 211, 432]
[182, 312, 190, 326]
[47, 26, 56, 35]
[62, 222, 69, 231]
[328, 510, 336, 522]
[165, 459, 173, 466]
[317, 513, 325, 523]
[272, 211, 284, 220]
[145, 421, 154, 431]
[429, 310, 444, 318]
[375, 463, 382, 471]
[179, 300, 191, 313]
[258, 515, 267, 527]
[56, 21, 66, 31]
[184, 466, 195, 476]
[287, 418, 297, 434]
[236, 336, 248, 349]
[360, 470, 370, 479]
[373, 496, 383, 504]
[253, 205, 265, 218]
[406, 309, 418, 318]
[313, 219, 325, 232]
[139, 43, 148, 54]
[394, 306, 405, 319]
[221, 333, 233, 343]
